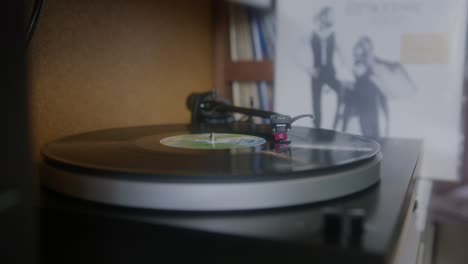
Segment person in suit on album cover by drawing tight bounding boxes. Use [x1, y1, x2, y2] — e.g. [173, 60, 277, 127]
[310, 6, 344, 129]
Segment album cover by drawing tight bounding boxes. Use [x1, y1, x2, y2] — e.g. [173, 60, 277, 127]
[275, 0, 467, 180]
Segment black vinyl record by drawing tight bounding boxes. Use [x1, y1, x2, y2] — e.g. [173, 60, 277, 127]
[42, 123, 380, 181]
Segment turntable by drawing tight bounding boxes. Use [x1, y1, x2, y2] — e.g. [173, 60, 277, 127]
[39, 92, 425, 263]
[40, 92, 382, 211]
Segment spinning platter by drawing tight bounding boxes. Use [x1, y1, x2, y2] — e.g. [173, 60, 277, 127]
[40, 123, 382, 211]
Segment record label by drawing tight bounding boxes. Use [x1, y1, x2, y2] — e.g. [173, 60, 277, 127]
[160, 133, 266, 149]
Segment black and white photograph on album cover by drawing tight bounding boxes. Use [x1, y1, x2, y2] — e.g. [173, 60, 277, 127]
[275, 0, 467, 180]
[308, 6, 416, 138]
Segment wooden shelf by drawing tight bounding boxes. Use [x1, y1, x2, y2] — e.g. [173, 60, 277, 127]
[225, 60, 273, 82]
[212, 0, 273, 102]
